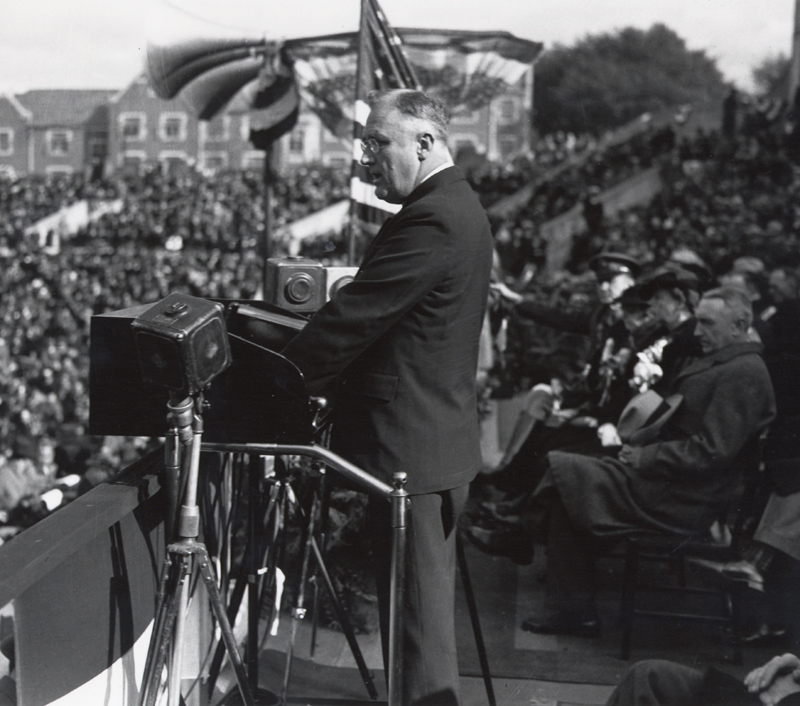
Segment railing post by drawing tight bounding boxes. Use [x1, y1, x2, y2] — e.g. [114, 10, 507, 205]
[388, 472, 408, 706]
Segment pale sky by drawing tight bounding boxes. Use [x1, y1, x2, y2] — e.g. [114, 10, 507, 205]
[1, 0, 796, 94]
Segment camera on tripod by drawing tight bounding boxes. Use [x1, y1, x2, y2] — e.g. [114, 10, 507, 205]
[263, 257, 358, 314]
[131, 292, 231, 396]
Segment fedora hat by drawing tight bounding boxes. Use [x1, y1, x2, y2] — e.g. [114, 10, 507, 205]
[617, 390, 683, 445]
[637, 266, 700, 301]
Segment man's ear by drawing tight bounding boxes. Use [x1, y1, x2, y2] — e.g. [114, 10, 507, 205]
[418, 133, 434, 159]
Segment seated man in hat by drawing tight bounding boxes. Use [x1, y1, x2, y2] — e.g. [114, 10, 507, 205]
[595, 265, 705, 448]
[633, 265, 704, 395]
[499, 286, 775, 636]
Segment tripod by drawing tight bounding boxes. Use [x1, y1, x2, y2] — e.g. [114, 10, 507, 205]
[204, 451, 379, 704]
[138, 393, 274, 706]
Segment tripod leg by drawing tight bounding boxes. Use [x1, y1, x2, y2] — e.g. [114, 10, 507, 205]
[309, 469, 330, 658]
[168, 554, 193, 706]
[309, 536, 379, 701]
[281, 485, 319, 704]
[139, 556, 186, 706]
[456, 533, 496, 706]
[247, 454, 263, 694]
[193, 544, 257, 706]
[209, 473, 283, 694]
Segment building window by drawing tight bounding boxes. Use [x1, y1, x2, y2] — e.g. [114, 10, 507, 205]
[47, 130, 71, 156]
[242, 151, 265, 171]
[45, 165, 73, 175]
[0, 129, 13, 156]
[451, 109, 480, 125]
[499, 137, 518, 159]
[121, 150, 146, 175]
[454, 137, 478, 154]
[289, 129, 305, 154]
[325, 156, 348, 169]
[158, 150, 189, 174]
[159, 113, 188, 142]
[202, 116, 230, 142]
[120, 113, 146, 141]
[200, 151, 228, 173]
[87, 137, 106, 160]
[497, 99, 518, 125]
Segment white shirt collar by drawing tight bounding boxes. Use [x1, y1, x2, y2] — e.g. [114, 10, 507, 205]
[419, 159, 454, 185]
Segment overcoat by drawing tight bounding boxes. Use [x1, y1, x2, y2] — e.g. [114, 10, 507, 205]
[282, 166, 494, 494]
[547, 341, 776, 539]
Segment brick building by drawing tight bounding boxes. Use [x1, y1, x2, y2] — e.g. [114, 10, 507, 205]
[0, 67, 533, 178]
[0, 94, 31, 178]
[0, 90, 115, 178]
[106, 75, 268, 175]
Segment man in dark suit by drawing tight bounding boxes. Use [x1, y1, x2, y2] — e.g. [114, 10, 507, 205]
[518, 286, 776, 637]
[282, 89, 493, 705]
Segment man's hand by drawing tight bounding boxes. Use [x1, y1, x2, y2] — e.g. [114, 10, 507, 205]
[745, 654, 800, 705]
[490, 282, 524, 304]
[597, 423, 622, 447]
[618, 444, 642, 469]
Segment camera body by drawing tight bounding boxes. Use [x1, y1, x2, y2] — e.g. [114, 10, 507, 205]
[131, 292, 231, 395]
[264, 257, 358, 314]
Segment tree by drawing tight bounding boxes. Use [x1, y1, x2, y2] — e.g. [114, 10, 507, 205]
[751, 53, 791, 97]
[533, 24, 727, 135]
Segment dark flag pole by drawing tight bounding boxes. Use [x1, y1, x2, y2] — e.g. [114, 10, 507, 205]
[346, 0, 420, 265]
[262, 145, 275, 294]
[346, 0, 373, 266]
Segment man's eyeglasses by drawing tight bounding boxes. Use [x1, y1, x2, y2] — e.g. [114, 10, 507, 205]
[360, 137, 387, 156]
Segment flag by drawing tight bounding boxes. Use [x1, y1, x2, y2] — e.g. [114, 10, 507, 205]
[146, 38, 299, 149]
[349, 0, 421, 236]
[240, 46, 300, 150]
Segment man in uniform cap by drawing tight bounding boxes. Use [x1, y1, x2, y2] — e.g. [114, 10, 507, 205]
[589, 252, 640, 298]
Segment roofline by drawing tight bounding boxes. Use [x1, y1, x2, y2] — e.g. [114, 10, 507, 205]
[109, 73, 147, 105]
[1, 93, 33, 122]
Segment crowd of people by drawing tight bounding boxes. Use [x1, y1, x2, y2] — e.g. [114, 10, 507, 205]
[0, 82, 800, 703]
[1, 85, 799, 649]
[0, 164, 350, 536]
[462, 96, 800, 699]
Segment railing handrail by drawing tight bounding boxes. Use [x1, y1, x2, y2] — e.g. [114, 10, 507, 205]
[202, 442, 395, 499]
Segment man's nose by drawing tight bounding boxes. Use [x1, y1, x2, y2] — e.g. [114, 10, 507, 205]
[360, 152, 374, 166]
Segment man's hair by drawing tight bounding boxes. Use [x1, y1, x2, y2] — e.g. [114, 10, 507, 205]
[701, 286, 753, 330]
[368, 89, 450, 141]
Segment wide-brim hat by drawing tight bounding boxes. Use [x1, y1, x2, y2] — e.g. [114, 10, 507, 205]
[618, 284, 650, 312]
[637, 266, 701, 301]
[617, 390, 683, 445]
[590, 252, 640, 281]
[667, 250, 714, 290]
